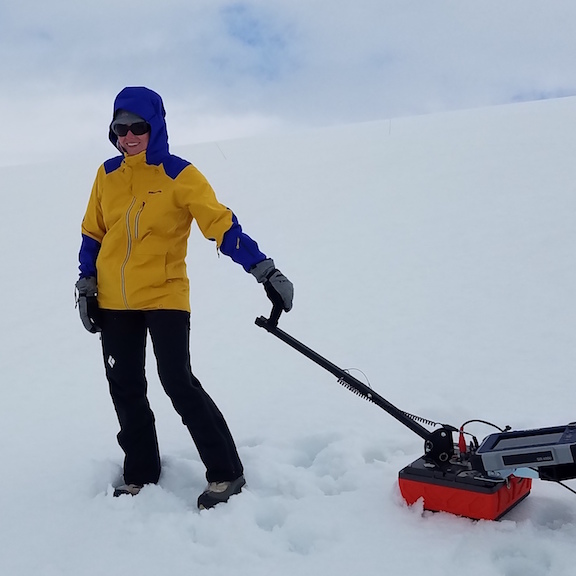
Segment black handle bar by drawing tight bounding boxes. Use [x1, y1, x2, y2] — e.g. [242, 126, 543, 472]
[255, 305, 434, 441]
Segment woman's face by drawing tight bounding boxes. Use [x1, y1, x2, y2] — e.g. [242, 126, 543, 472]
[118, 129, 150, 156]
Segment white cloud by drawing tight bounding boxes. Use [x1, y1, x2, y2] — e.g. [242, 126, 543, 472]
[2, 0, 576, 162]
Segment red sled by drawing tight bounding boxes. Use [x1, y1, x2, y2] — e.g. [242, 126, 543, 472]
[399, 456, 532, 521]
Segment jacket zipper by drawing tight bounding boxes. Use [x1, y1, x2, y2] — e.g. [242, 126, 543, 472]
[120, 197, 137, 308]
[134, 202, 145, 239]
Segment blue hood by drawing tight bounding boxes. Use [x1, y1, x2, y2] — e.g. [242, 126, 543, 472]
[109, 87, 169, 165]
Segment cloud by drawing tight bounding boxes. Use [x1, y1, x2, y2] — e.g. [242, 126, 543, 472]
[214, 2, 296, 82]
[3, 0, 576, 163]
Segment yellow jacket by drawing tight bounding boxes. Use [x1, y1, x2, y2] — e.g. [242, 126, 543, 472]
[82, 151, 234, 311]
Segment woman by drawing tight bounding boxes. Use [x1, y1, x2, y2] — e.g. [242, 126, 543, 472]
[75, 86, 293, 509]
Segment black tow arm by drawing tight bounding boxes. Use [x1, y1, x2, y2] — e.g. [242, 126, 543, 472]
[255, 305, 456, 465]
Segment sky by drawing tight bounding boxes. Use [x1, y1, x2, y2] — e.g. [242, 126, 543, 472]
[2, 0, 576, 165]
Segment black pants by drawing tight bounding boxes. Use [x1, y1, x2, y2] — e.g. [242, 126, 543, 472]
[99, 309, 244, 485]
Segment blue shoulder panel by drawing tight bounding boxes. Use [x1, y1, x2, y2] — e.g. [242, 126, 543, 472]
[104, 156, 124, 174]
[219, 213, 267, 272]
[163, 155, 191, 180]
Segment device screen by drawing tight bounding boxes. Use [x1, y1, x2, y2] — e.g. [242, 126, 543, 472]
[494, 432, 564, 450]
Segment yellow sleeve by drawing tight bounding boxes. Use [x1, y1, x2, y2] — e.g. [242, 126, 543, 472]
[81, 165, 107, 242]
[178, 164, 233, 246]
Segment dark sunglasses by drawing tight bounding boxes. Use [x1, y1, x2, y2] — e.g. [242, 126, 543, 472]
[113, 121, 150, 137]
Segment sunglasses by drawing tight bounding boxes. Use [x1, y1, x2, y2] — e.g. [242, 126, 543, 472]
[113, 121, 150, 137]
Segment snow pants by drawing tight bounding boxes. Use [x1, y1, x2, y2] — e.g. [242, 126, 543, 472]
[99, 309, 244, 486]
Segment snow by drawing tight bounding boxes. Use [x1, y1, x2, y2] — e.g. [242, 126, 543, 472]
[2, 96, 576, 575]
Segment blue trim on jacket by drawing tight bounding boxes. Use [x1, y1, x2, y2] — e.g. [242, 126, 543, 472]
[104, 155, 123, 174]
[79, 234, 101, 278]
[163, 155, 191, 180]
[220, 214, 267, 272]
[103, 153, 190, 179]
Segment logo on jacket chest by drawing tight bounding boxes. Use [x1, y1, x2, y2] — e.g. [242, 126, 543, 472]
[148, 190, 163, 195]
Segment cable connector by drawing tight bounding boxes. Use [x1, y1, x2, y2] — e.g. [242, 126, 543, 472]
[458, 427, 467, 455]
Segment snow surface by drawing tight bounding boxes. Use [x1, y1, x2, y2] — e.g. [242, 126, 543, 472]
[1, 97, 576, 575]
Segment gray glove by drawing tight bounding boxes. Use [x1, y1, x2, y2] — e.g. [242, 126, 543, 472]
[75, 276, 101, 333]
[250, 258, 294, 312]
